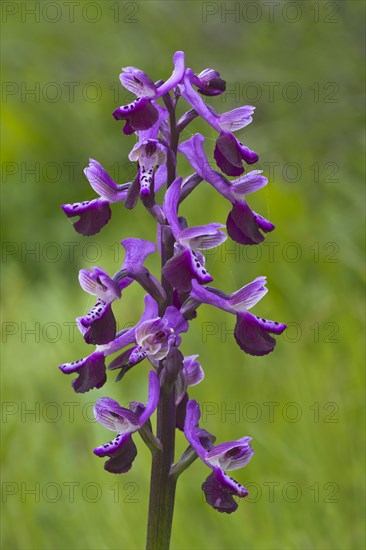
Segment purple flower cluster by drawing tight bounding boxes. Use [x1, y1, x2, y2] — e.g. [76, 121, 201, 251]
[59, 51, 286, 517]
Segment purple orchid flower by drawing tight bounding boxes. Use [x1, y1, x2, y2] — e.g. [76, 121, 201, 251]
[191, 68, 226, 96]
[181, 69, 258, 176]
[113, 51, 185, 134]
[62, 159, 129, 236]
[162, 177, 227, 291]
[75, 238, 156, 346]
[190, 277, 286, 356]
[106, 297, 189, 375]
[179, 133, 274, 245]
[76, 267, 121, 346]
[93, 370, 160, 473]
[184, 399, 253, 513]
[60, 293, 158, 392]
[59, 52, 289, 544]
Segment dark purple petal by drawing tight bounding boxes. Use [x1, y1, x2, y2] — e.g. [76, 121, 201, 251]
[62, 199, 111, 236]
[163, 248, 213, 292]
[202, 468, 248, 514]
[192, 68, 226, 96]
[214, 133, 245, 176]
[227, 201, 268, 245]
[113, 98, 159, 131]
[251, 315, 287, 335]
[59, 351, 106, 393]
[76, 300, 116, 345]
[237, 142, 259, 164]
[234, 311, 286, 356]
[95, 434, 138, 474]
[123, 120, 135, 135]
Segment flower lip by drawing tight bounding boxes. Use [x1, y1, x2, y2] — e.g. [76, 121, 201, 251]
[113, 98, 159, 131]
[129, 139, 166, 196]
[62, 199, 111, 236]
[184, 400, 252, 513]
[76, 299, 117, 345]
[59, 351, 106, 393]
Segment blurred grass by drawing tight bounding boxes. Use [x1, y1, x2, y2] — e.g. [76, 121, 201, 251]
[1, 1, 365, 549]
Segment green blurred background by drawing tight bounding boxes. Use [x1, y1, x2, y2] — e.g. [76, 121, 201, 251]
[1, 1, 365, 549]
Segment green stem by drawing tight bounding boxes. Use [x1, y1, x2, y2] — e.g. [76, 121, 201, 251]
[145, 383, 177, 550]
[145, 92, 180, 550]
